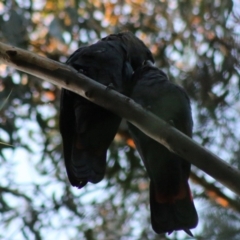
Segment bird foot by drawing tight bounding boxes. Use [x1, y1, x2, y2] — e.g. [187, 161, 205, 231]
[106, 83, 116, 90]
[183, 229, 194, 237]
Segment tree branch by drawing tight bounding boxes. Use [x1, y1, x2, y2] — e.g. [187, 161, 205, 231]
[1, 42, 240, 195]
[0, 186, 32, 202]
[190, 172, 240, 212]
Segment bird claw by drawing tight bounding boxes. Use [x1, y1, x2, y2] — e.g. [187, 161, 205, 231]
[183, 229, 194, 237]
[107, 83, 116, 90]
[168, 119, 175, 127]
[78, 68, 87, 75]
[77, 180, 88, 189]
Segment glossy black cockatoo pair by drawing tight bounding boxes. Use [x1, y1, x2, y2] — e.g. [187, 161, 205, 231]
[59, 32, 198, 235]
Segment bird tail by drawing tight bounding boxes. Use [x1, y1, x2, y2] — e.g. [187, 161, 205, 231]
[149, 180, 198, 236]
[67, 144, 107, 188]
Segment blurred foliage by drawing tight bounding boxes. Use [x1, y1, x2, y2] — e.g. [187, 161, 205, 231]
[1, 0, 240, 239]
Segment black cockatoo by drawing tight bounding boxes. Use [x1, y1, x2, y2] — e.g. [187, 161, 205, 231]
[60, 32, 154, 188]
[128, 61, 198, 235]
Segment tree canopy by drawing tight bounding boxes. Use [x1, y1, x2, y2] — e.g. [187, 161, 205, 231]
[1, 0, 240, 239]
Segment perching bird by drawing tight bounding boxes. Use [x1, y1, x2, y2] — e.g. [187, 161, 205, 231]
[60, 32, 154, 188]
[127, 61, 198, 235]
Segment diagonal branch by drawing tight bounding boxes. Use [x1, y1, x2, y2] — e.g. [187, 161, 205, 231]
[190, 172, 240, 212]
[1, 41, 240, 195]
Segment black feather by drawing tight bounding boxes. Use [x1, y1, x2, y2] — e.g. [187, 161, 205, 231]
[128, 63, 198, 234]
[60, 32, 154, 188]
